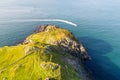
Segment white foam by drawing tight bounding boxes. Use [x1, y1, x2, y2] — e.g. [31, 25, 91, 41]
[2, 19, 77, 27]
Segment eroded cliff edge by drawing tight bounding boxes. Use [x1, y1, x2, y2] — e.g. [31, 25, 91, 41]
[0, 25, 91, 80]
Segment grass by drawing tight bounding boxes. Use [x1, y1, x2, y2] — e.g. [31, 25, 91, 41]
[0, 26, 82, 80]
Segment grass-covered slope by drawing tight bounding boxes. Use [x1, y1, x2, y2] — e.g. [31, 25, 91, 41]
[0, 25, 88, 80]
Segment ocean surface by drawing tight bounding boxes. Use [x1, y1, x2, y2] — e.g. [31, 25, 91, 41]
[0, 0, 120, 80]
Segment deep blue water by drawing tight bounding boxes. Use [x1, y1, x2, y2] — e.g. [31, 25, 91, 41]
[0, 0, 120, 80]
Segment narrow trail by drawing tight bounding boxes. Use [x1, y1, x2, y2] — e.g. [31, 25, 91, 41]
[0, 51, 33, 71]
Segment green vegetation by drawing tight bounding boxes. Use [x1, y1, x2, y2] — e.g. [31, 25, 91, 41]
[0, 25, 82, 80]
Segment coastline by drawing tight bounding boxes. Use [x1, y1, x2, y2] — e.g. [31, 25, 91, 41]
[34, 25, 93, 80]
[0, 25, 93, 80]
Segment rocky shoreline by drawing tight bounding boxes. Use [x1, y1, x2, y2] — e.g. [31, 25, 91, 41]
[0, 25, 92, 80]
[34, 25, 91, 61]
[33, 25, 92, 80]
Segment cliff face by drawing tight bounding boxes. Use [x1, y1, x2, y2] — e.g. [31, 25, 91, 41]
[27, 25, 90, 60]
[0, 25, 90, 80]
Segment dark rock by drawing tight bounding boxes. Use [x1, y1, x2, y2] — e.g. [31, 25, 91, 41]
[31, 25, 90, 61]
[34, 25, 59, 33]
[58, 38, 90, 61]
[34, 25, 48, 33]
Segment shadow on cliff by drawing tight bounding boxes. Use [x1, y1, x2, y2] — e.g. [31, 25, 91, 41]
[78, 36, 120, 80]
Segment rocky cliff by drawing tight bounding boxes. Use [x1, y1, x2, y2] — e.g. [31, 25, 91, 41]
[0, 25, 90, 80]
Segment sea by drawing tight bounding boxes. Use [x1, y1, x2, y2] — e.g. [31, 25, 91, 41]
[0, 0, 120, 80]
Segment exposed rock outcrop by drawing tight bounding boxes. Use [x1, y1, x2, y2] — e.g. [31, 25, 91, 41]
[34, 25, 58, 33]
[0, 25, 91, 80]
[34, 25, 90, 61]
[58, 39, 90, 61]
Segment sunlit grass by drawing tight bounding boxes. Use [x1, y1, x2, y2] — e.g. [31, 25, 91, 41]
[0, 26, 81, 80]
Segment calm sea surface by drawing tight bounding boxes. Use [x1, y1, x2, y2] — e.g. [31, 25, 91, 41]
[0, 0, 120, 80]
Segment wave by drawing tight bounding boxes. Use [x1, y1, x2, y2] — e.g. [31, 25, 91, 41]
[1, 19, 77, 27]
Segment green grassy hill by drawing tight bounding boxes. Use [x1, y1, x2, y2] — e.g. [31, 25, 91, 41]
[0, 25, 89, 80]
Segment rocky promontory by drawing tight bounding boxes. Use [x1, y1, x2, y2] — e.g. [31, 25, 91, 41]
[0, 25, 90, 80]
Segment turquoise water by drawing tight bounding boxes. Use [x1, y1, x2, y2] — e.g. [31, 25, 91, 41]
[0, 0, 120, 80]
